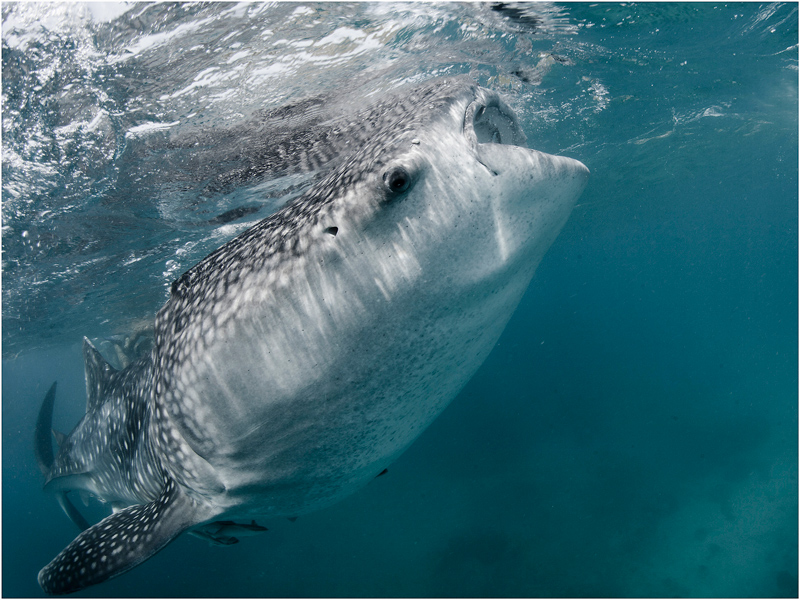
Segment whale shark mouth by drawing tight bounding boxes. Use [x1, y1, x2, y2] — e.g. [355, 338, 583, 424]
[463, 89, 533, 175]
[463, 89, 528, 150]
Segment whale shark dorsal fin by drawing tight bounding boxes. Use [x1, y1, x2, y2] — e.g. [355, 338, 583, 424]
[83, 337, 117, 412]
[38, 478, 205, 595]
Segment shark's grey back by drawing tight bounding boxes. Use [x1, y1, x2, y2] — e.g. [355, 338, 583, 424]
[133, 76, 477, 198]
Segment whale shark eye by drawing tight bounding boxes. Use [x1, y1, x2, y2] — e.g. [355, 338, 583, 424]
[383, 166, 413, 195]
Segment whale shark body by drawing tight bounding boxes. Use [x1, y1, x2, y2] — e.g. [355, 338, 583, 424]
[35, 77, 588, 594]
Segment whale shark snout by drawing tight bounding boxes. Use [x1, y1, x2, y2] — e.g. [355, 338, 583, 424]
[460, 86, 589, 266]
[35, 77, 589, 595]
[465, 90, 589, 204]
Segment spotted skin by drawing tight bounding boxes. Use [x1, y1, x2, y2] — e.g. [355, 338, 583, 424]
[35, 77, 589, 594]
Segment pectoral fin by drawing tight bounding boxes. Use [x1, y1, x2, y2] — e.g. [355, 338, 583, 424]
[38, 478, 205, 595]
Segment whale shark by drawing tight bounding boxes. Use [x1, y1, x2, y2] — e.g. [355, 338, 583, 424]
[34, 77, 589, 594]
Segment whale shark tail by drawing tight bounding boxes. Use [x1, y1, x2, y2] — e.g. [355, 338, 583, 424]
[34, 382, 92, 532]
[34, 382, 58, 476]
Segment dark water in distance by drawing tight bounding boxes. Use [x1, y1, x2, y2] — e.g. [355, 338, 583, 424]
[2, 2, 797, 597]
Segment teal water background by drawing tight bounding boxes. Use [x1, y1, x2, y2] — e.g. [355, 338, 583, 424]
[2, 3, 797, 597]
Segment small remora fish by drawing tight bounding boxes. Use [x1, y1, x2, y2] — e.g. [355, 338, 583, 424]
[35, 77, 589, 595]
[188, 520, 268, 546]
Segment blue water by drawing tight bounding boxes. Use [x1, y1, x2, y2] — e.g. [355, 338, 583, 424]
[2, 2, 797, 597]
